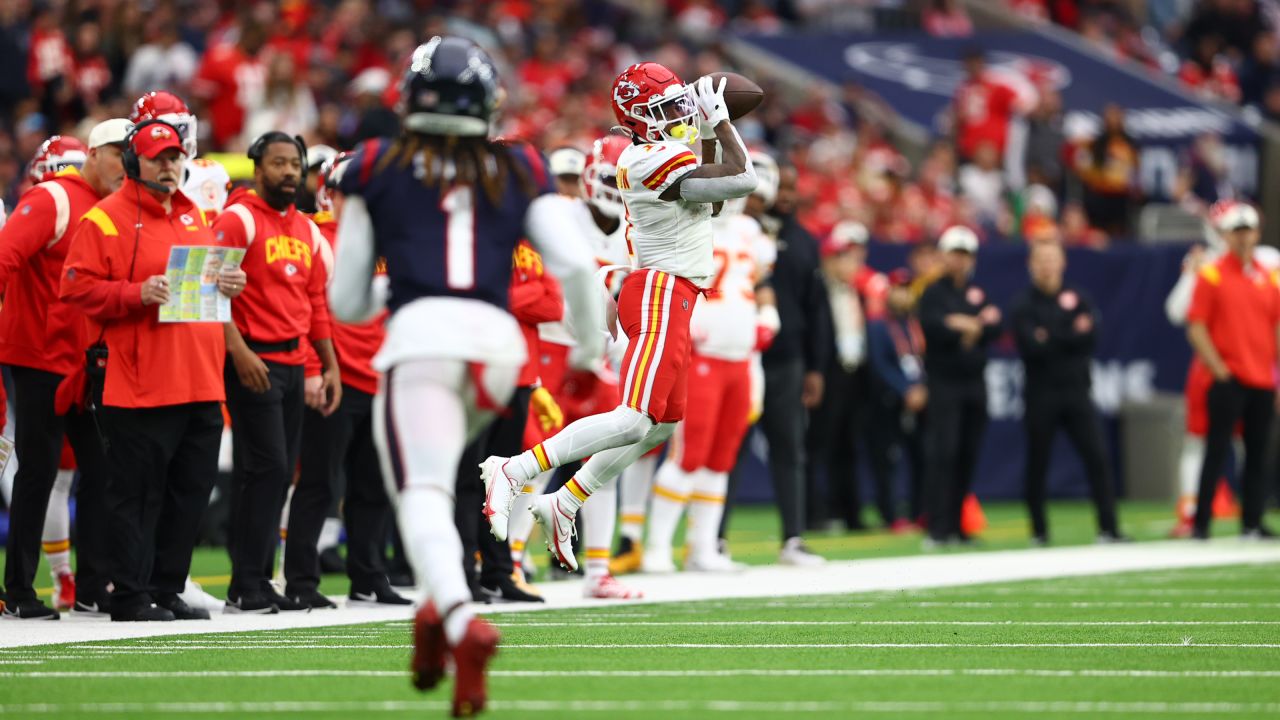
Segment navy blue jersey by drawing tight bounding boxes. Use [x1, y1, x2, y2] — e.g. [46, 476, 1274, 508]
[338, 138, 553, 314]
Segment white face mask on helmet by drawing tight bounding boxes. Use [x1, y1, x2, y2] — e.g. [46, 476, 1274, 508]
[582, 160, 623, 218]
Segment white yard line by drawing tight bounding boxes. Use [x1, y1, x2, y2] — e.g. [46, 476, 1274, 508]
[3, 700, 1279, 714]
[6, 668, 1280, 680]
[2, 539, 1278, 649]
[44, 642, 1280, 650]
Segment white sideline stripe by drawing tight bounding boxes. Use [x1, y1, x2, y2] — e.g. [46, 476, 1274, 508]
[3, 700, 1279, 714]
[4, 540, 1279, 648]
[6, 668, 1280, 680]
[55, 642, 1280, 651]
[492, 620, 1280, 628]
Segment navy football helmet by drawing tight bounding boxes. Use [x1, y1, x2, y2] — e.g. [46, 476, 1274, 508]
[399, 36, 501, 137]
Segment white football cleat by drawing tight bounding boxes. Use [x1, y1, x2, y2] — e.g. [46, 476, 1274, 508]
[641, 548, 677, 574]
[583, 574, 643, 599]
[530, 494, 578, 572]
[684, 551, 746, 573]
[779, 537, 826, 567]
[480, 456, 520, 541]
[180, 577, 224, 613]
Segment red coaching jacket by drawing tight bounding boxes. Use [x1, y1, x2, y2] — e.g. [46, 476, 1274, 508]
[213, 189, 333, 367]
[59, 179, 226, 408]
[0, 168, 101, 376]
[302, 211, 385, 396]
[511, 240, 564, 388]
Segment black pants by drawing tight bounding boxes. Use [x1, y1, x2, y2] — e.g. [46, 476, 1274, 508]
[286, 386, 392, 595]
[924, 379, 987, 541]
[866, 392, 925, 524]
[806, 364, 869, 528]
[1196, 380, 1274, 533]
[2, 366, 110, 604]
[1023, 386, 1119, 538]
[456, 386, 532, 589]
[101, 402, 222, 610]
[758, 359, 807, 541]
[225, 360, 304, 598]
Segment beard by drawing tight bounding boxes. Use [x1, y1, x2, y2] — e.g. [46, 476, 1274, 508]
[262, 178, 298, 210]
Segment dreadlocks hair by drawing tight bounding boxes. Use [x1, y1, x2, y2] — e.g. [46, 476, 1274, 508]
[373, 133, 538, 206]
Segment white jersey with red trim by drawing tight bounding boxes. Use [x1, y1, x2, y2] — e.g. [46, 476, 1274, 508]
[617, 140, 714, 286]
[691, 213, 775, 361]
[538, 197, 631, 348]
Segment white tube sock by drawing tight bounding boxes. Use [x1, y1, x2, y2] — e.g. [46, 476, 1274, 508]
[580, 477, 618, 581]
[619, 453, 657, 542]
[687, 470, 728, 559]
[646, 460, 694, 558]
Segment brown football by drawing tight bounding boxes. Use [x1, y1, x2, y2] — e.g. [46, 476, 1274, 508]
[704, 71, 764, 120]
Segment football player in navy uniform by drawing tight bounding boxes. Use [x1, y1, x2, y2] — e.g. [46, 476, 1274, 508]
[329, 36, 605, 717]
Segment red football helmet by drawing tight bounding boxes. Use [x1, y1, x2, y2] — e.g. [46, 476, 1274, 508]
[315, 152, 352, 214]
[611, 62, 699, 144]
[130, 91, 198, 158]
[28, 136, 88, 184]
[581, 134, 629, 218]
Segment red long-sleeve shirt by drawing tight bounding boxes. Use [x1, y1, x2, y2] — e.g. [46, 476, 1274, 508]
[59, 179, 226, 408]
[302, 212, 385, 396]
[511, 240, 564, 387]
[213, 190, 333, 366]
[0, 169, 101, 376]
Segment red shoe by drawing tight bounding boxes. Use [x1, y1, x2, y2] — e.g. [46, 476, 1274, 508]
[53, 571, 76, 612]
[451, 618, 500, 718]
[889, 519, 917, 535]
[411, 602, 447, 691]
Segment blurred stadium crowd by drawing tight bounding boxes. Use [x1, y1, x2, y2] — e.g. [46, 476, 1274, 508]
[0, 0, 1265, 254]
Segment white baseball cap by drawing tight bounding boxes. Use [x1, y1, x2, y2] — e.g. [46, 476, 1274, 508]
[1217, 203, 1260, 232]
[938, 225, 980, 254]
[549, 147, 586, 177]
[88, 118, 133, 149]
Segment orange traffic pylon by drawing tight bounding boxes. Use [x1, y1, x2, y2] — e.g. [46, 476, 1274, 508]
[960, 493, 987, 536]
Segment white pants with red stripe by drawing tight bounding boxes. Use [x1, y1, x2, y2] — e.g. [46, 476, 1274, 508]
[372, 357, 518, 642]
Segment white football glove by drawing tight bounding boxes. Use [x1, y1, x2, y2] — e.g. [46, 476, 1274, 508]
[695, 76, 730, 133]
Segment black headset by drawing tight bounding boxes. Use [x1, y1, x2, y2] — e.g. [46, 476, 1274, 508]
[247, 131, 309, 181]
[122, 118, 184, 183]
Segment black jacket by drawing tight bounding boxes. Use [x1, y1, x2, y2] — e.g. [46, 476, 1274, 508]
[762, 213, 833, 374]
[918, 275, 1000, 384]
[1010, 283, 1097, 391]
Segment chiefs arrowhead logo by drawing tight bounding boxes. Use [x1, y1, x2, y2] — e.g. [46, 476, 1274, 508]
[613, 80, 641, 105]
[150, 125, 173, 140]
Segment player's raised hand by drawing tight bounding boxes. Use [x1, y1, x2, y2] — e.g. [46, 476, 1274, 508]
[695, 75, 730, 129]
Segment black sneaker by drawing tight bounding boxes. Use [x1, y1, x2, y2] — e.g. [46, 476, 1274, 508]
[263, 588, 307, 612]
[110, 603, 175, 622]
[289, 589, 337, 610]
[155, 593, 211, 620]
[348, 582, 412, 607]
[319, 546, 345, 574]
[480, 576, 545, 604]
[1242, 526, 1277, 541]
[73, 595, 112, 617]
[387, 570, 415, 588]
[224, 592, 279, 614]
[2, 598, 60, 620]
[1191, 527, 1211, 541]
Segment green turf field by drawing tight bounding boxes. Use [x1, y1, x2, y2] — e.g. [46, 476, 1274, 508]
[5, 561, 1280, 719]
[31, 499, 1257, 601]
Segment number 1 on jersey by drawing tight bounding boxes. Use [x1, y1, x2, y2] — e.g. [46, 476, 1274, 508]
[440, 185, 476, 290]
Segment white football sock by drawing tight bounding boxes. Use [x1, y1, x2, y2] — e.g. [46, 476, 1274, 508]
[581, 476, 619, 581]
[42, 469, 73, 575]
[619, 453, 657, 542]
[646, 460, 694, 558]
[511, 406, 654, 483]
[1179, 434, 1205, 516]
[553, 421, 675, 514]
[318, 517, 342, 551]
[687, 469, 728, 559]
[509, 469, 552, 568]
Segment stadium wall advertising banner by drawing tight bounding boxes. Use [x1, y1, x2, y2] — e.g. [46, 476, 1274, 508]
[741, 32, 1261, 200]
[734, 243, 1191, 505]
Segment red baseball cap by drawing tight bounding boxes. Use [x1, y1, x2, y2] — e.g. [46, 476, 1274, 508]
[132, 122, 186, 159]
